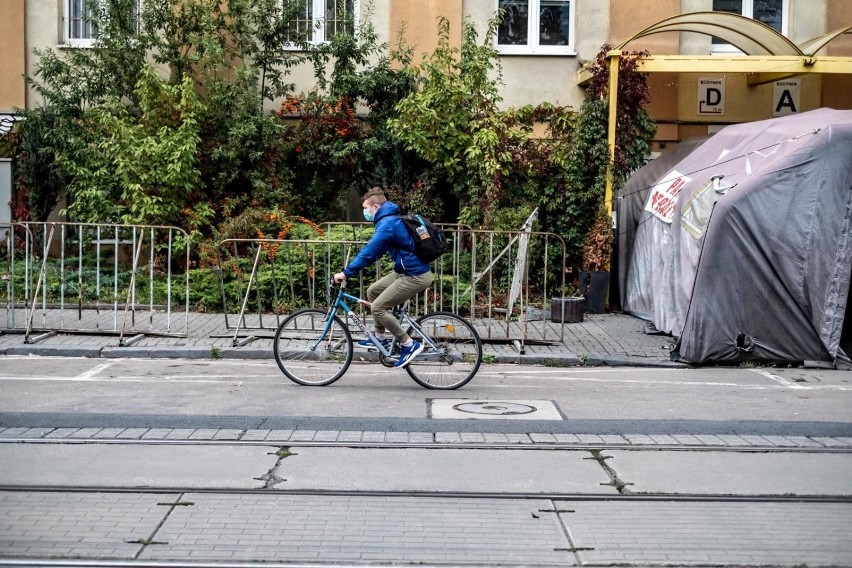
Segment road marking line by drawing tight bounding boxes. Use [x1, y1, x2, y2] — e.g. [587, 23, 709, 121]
[750, 369, 807, 389]
[76, 362, 116, 379]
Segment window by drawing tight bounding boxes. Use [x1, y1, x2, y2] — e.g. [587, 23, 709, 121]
[66, 0, 95, 46]
[496, 0, 575, 55]
[64, 0, 140, 47]
[711, 0, 787, 54]
[285, 0, 357, 45]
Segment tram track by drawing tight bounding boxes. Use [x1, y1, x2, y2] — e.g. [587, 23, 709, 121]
[2, 436, 852, 453]
[1, 484, 851, 504]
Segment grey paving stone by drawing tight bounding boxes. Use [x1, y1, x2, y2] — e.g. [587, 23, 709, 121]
[45, 428, 79, 439]
[265, 429, 294, 441]
[141, 428, 172, 439]
[694, 434, 727, 446]
[577, 434, 605, 444]
[672, 434, 702, 445]
[624, 434, 656, 445]
[480, 433, 507, 443]
[336, 431, 363, 442]
[239, 429, 271, 441]
[783, 436, 822, 447]
[760, 435, 799, 447]
[114, 428, 149, 439]
[165, 429, 196, 440]
[530, 433, 557, 443]
[812, 437, 851, 447]
[385, 432, 410, 443]
[649, 434, 680, 445]
[460, 433, 486, 443]
[408, 432, 434, 444]
[738, 434, 772, 446]
[94, 428, 128, 439]
[435, 432, 461, 443]
[361, 431, 385, 443]
[188, 429, 218, 440]
[716, 434, 750, 446]
[67, 427, 104, 439]
[0, 428, 28, 438]
[213, 429, 243, 440]
[289, 430, 317, 441]
[553, 433, 581, 444]
[313, 430, 340, 442]
[506, 434, 533, 444]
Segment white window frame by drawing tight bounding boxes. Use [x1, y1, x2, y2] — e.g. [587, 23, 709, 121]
[63, 0, 141, 48]
[711, 0, 789, 55]
[284, 0, 360, 48]
[494, 0, 576, 56]
[64, 0, 96, 47]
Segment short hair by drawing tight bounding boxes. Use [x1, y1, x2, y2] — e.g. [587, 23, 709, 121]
[361, 187, 387, 206]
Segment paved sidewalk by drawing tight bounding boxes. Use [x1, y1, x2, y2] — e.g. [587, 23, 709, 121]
[0, 309, 681, 367]
[3, 490, 850, 566]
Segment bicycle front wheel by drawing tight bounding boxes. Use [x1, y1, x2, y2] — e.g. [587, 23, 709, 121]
[273, 308, 353, 386]
[405, 311, 483, 389]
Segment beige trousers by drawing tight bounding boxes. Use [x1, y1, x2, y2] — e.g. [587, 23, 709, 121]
[367, 271, 434, 342]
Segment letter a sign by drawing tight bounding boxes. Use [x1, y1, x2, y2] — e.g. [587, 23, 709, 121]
[773, 79, 801, 117]
[698, 78, 725, 115]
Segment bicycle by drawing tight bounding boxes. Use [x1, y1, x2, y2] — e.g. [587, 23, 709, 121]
[273, 279, 483, 389]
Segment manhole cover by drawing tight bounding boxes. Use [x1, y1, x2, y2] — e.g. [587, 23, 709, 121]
[453, 402, 537, 416]
[429, 399, 564, 420]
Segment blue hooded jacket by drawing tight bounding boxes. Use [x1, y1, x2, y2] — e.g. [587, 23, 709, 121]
[343, 201, 431, 277]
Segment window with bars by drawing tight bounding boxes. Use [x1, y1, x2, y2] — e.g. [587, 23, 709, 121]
[284, 0, 357, 45]
[712, 0, 787, 53]
[65, 0, 140, 47]
[496, 0, 575, 55]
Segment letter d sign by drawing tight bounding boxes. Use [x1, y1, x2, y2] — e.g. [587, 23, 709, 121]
[698, 77, 725, 115]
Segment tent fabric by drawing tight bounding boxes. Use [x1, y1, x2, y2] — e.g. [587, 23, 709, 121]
[623, 108, 852, 365]
[617, 136, 710, 315]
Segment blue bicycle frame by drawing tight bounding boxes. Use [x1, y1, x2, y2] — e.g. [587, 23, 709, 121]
[321, 286, 397, 358]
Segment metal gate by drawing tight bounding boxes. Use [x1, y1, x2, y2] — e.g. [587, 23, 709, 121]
[215, 224, 568, 350]
[2, 222, 190, 345]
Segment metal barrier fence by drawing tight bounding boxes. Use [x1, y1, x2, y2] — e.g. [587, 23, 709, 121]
[216, 224, 568, 351]
[1, 222, 190, 345]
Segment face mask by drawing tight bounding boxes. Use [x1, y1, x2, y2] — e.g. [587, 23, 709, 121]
[363, 206, 375, 222]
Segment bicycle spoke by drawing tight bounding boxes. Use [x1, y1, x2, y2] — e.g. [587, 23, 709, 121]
[273, 309, 353, 386]
[405, 312, 482, 389]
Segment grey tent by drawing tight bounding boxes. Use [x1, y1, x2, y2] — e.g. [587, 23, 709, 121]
[617, 135, 710, 313]
[623, 108, 852, 365]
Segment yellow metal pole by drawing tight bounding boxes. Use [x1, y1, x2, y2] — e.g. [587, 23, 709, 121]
[604, 50, 622, 219]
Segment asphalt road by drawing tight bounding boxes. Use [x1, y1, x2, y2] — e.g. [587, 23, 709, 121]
[2, 356, 851, 436]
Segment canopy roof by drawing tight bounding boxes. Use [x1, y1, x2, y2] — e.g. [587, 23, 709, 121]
[577, 13, 852, 86]
[614, 11, 802, 56]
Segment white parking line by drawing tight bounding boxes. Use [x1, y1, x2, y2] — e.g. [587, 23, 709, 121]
[76, 361, 116, 379]
[749, 369, 807, 389]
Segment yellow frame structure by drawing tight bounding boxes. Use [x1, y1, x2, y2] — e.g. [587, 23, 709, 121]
[576, 12, 852, 218]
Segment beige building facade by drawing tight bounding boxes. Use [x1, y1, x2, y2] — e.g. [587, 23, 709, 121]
[1, 0, 850, 151]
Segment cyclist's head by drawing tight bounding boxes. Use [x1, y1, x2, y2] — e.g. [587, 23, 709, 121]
[361, 186, 387, 208]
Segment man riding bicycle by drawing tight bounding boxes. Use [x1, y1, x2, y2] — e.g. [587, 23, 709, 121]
[333, 187, 434, 368]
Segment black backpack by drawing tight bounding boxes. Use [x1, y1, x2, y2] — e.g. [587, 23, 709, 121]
[398, 214, 449, 263]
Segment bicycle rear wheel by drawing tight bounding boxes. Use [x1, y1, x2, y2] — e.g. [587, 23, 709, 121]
[405, 311, 483, 389]
[273, 308, 353, 386]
